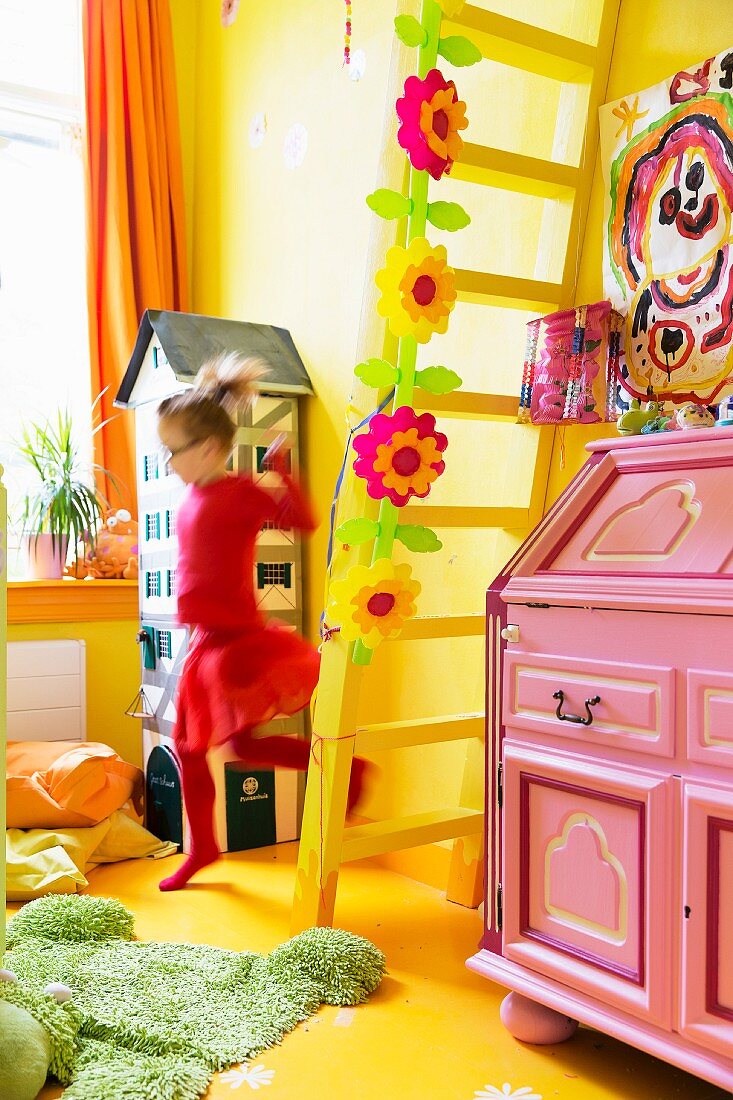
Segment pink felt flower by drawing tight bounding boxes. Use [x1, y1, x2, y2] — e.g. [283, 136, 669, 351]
[353, 406, 448, 507]
[396, 69, 468, 180]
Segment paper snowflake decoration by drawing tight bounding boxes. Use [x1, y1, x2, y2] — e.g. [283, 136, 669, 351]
[284, 123, 308, 169]
[249, 113, 267, 149]
[221, 0, 240, 28]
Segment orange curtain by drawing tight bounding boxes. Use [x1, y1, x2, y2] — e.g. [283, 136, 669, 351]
[83, 0, 189, 511]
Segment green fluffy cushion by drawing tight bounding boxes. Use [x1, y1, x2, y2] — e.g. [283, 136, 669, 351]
[267, 926, 386, 1005]
[0, 1001, 52, 1100]
[7, 894, 135, 946]
[0, 980, 80, 1084]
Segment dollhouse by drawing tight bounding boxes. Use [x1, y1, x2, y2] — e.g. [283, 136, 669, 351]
[470, 425, 733, 1092]
[115, 309, 313, 853]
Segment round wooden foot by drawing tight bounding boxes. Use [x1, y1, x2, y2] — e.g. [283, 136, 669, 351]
[499, 992, 579, 1044]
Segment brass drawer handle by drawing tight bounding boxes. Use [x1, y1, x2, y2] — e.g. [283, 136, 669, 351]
[553, 689, 601, 726]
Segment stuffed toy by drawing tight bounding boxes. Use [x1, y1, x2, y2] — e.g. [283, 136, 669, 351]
[674, 402, 716, 430]
[0, 969, 78, 1100]
[66, 509, 139, 580]
[616, 398, 661, 435]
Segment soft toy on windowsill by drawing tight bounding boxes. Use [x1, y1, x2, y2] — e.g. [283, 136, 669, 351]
[66, 509, 139, 581]
[0, 969, 78, 1099]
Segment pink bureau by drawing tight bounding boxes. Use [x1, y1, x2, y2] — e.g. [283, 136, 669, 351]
[468, 426, 733, 1092]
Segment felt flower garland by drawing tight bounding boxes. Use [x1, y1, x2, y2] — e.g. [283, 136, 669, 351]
[327, 0, 480, 662]
[328, 560, 421, 649]
[397, 69, 468, 180]
[376, 238, 457, 342]
[353, 406, 448, 506]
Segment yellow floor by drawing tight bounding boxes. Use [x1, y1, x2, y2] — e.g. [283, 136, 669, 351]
[6, 846, 728, 1100]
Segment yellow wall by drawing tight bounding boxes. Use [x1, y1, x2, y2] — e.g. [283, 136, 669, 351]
[546, 0, 733, 503]
[7, 621, 142, 769]
[166, 0, 733, 884]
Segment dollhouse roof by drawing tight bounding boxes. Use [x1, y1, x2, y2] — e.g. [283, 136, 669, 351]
[115, 310, 313, 407]
[494, 426, 733, 617]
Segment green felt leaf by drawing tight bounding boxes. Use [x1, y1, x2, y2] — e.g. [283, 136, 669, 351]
[335, 518, 380, 545]
[437, 35, 482, 66]
[355, 358, 400, 387]
[415, 366, 463, 395]
[395, 525, 443, 553]
[366, 189, 413, 220]
[426, 201, 471, 232]
[585, 339, 602, 353]
[394, 14, 428, 47]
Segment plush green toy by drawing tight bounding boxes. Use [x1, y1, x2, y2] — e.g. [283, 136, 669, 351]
[0, 969, 78, 1100]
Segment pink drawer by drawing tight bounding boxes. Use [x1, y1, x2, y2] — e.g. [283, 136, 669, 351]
[688, 669, 733, 769]
[503, 651, 675, 757]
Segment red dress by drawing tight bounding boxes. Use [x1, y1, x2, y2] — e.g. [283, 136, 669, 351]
[173, 473, 320, 755]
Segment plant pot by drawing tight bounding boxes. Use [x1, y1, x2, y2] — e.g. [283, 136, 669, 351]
[22, 534, 69, 580]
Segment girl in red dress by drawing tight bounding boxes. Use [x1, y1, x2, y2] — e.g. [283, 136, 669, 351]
[156, 353, 368, 891]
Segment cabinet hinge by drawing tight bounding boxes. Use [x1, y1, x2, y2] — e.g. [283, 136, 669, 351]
[497, 762, 503, 809]
[496, 883, 503, 931]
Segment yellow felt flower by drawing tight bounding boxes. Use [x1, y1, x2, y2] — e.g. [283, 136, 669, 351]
[327, 559, 421, 649]
[419, 86, 467, 164]
[376, 238, 457, 344]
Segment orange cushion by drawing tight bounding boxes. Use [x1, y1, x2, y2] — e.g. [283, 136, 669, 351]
[6, 741, 144, 829]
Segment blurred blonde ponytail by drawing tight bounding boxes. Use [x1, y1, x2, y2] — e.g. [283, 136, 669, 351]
[194, 352, 267, 412]
[158, 352, 269, 450]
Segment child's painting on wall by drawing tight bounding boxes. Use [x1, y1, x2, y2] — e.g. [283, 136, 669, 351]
[601, 47, 733, 406]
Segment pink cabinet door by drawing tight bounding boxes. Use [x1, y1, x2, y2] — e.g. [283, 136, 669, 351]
[680, 783, 733, 1057]
[502, 741, 672, 1027]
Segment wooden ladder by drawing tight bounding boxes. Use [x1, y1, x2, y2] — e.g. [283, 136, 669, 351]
[291, 0, 620, 932]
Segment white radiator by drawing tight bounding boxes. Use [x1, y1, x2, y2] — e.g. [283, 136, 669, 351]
[6, 640, 87, 742]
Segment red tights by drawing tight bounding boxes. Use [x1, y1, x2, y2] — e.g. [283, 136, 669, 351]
[159, 729, 370, 891]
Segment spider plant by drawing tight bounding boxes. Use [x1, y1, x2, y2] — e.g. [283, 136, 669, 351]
[17, 405, 116, 565]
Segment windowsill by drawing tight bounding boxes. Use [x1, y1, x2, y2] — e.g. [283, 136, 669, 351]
[8, 579, 139, 624]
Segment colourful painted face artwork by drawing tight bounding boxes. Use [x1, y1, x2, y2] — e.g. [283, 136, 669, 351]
[602, 47, 733, 404]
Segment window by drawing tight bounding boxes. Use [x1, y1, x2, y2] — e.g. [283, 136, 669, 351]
[143, 454, 159, 482]
[256, 446, 291, 474]
[146, 571, 161, 598]
[256, 562, 293, 589]
[157, 630, 172, 659]
[0, 0, 91, 579]
[145, 513, 161, 540]
[166, 569, 176, 597]
[165, 509, 176, 537]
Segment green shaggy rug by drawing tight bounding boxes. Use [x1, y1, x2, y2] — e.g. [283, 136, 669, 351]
[2, 894, 386, 1099]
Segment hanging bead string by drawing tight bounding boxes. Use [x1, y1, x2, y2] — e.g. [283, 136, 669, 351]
[519, 318, 541, 422]
[344, 0, 352, 65]
[606, 309, 623, 422]
[563, 303, 587, 421]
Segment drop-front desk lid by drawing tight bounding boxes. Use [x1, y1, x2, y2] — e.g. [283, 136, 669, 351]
[498, 425, 733, 616]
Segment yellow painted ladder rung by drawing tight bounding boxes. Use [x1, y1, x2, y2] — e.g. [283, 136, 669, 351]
[443, 4, 597, 82]
[399, 613, 485, 641]
[452, 143, 578, 200]
[454, 269, 562, 313]
[401, 504, 530, 528]
[341, 808, 484, 862]
[414, 390, 518, 421]
[355, 713, 483, 753]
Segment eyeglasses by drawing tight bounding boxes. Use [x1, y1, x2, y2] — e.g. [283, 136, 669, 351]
[159, 438, 204, 463]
